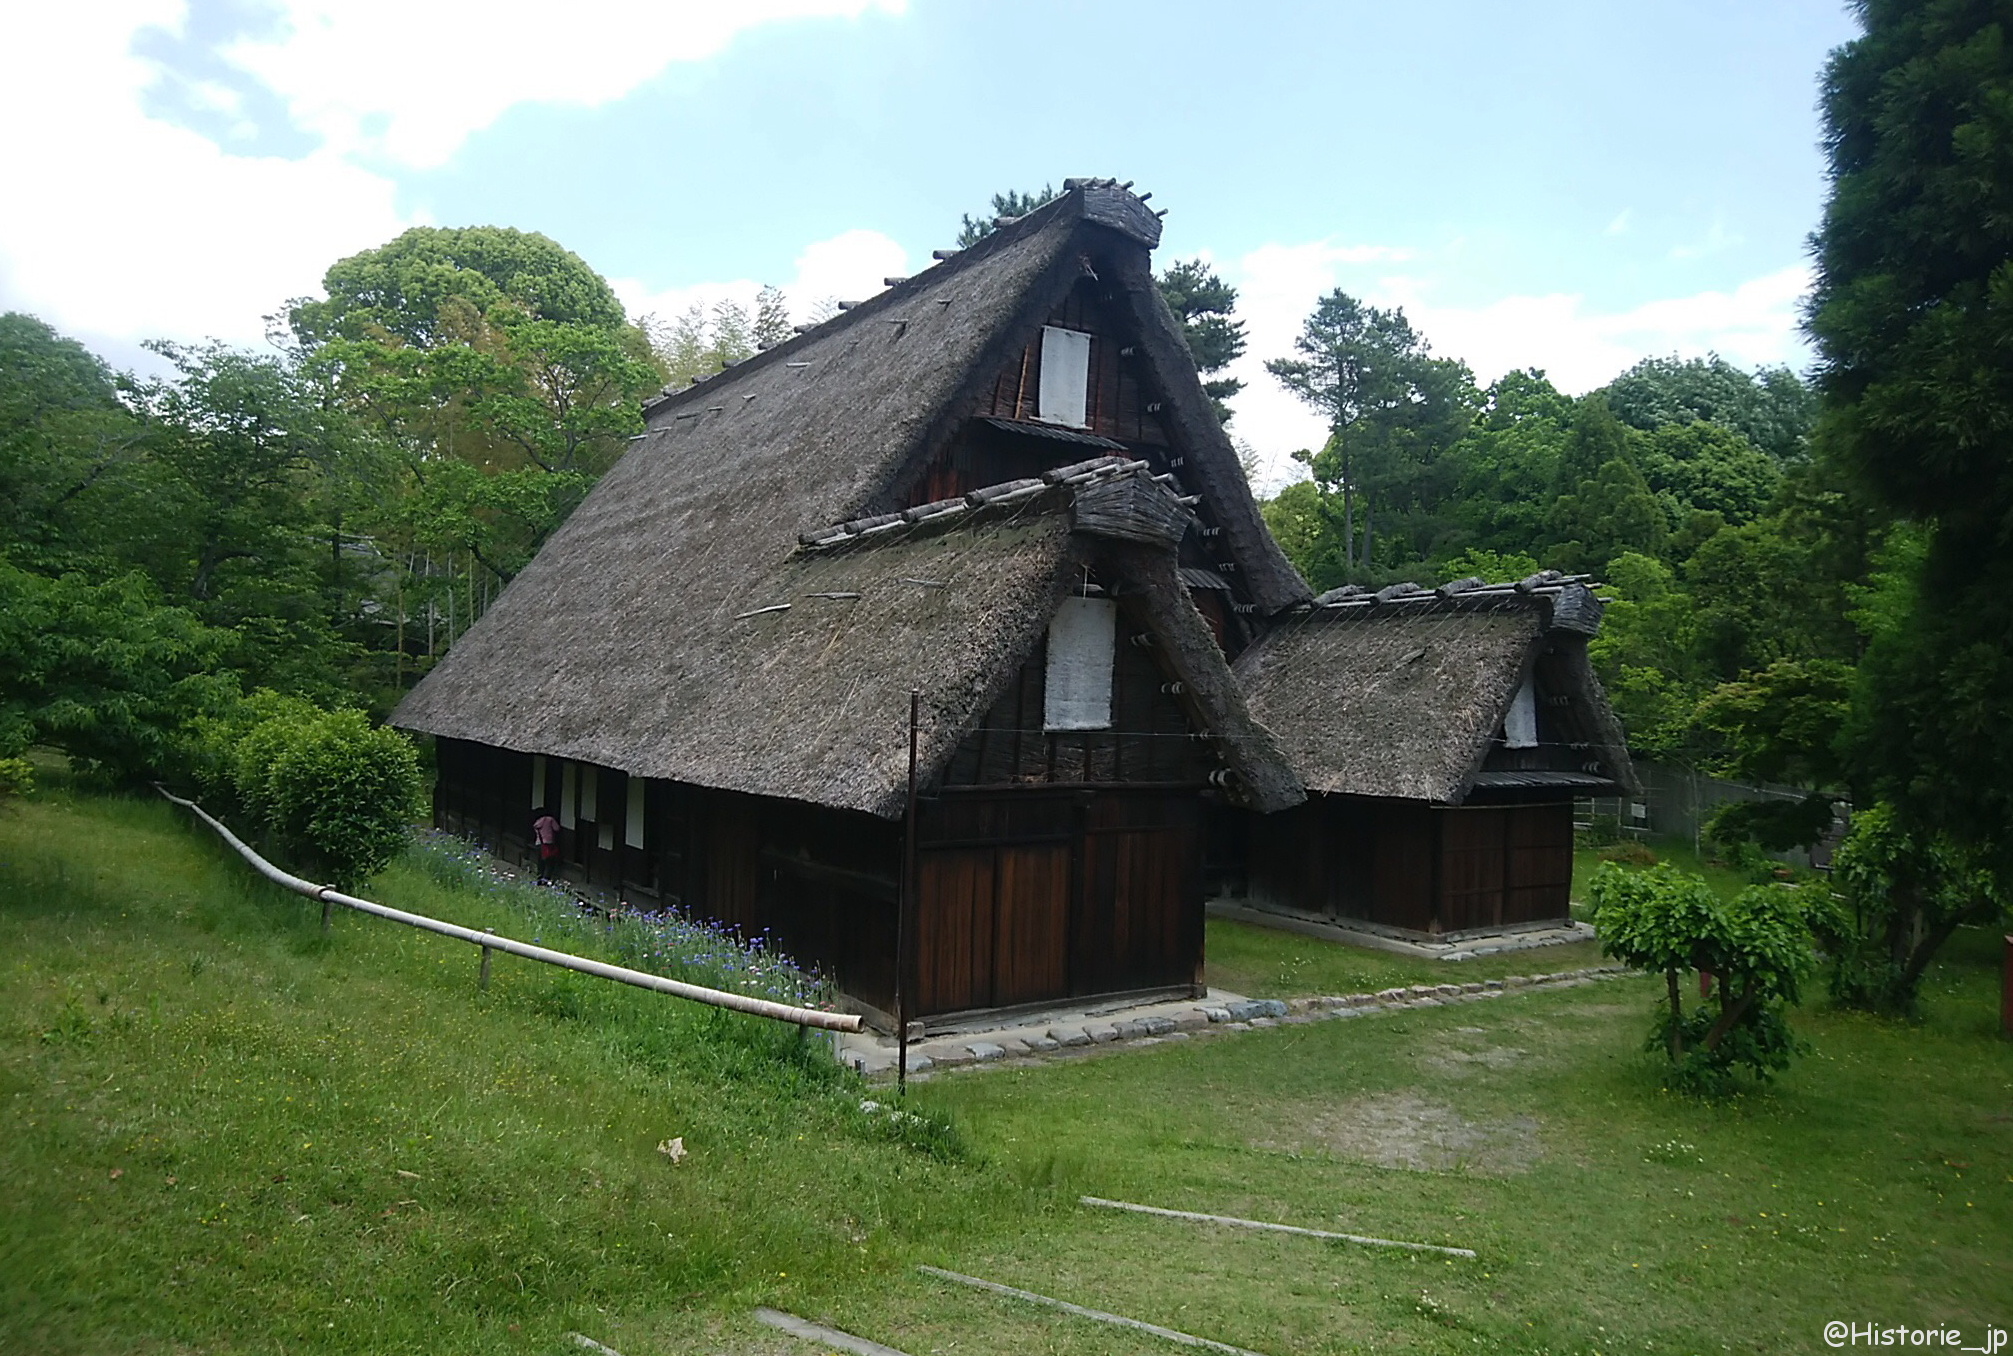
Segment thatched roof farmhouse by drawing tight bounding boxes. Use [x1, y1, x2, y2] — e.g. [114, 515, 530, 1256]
[395, 180, 1636, 1024]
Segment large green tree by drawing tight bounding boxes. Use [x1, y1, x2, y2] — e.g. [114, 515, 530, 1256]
[289, 226, 660, 661]
[1266, 291, 1477, 578]
[1808, 1, 2013, 886]
[1602, 354, 1815, 462]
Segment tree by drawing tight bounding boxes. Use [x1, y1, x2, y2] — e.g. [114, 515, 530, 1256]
[1546, 456, 1667, 573]
[1267, 291, 1476, 574]
[1823, 804, 2005, 1014]
[955, 185, 1059, 248]
[1157, 258, 1246, 424]
[1696, 658, 1854, 787]
[129, 340, 386, 702]
[1587, 552, 1710, 763]
[1808, 2, 2013, 888]
[289, 225, 660, 665]
[0, 313, 155, 577]
[289, 225, 627, 348]
[0, 562, 239, 784]
[1590, 862, 1815, 1093]
[1634, 421, 1782, 526]
[753, 285, 792, 350]
[1601, 354, 1815, 462]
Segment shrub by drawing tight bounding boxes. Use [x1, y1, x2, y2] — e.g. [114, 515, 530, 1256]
[1821, 803, 2005, 1014]
[0, 755, 33, 801]
[1589, 861, 1816, 1094]
[1597, 840, 1659, 868]
[224, 701, 424, 890]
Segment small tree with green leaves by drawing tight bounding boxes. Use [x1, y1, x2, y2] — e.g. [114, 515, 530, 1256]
[224, 700, 424, 891]
[1589, 862, 1816, 1093]
[1822, 803, 2006, 1015]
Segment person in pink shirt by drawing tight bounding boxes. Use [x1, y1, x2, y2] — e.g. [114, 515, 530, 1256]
[531, 810, 560, 882]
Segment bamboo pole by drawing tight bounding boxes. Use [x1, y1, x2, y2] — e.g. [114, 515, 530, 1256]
[1077, 1196, 1476, 1257]
[898, 689, 920, 1091]
[916, 1267, 1268, 1356]
[158, 787, 862, 1033]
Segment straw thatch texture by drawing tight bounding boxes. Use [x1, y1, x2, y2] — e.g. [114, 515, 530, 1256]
[1104, 543, 1305, 813]
[1235, 605, 1544, 803]
[394, 207, 1089, 810]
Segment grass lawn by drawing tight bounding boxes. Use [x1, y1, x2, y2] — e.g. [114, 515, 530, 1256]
[1204, 917, 1606, 999]
[1571, 836, 1760, 909]
[4, 789, 2010, 1355]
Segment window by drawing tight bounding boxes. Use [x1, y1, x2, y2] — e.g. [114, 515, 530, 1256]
[1503, 675, 1539, 749]
[560, 761, 578, 829]
[625, 780, 646, 848]
[1037, 325, 1092, 428]
[1044, 596, 1116, 730]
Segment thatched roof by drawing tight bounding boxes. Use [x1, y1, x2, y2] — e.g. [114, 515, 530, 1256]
[1234, 574, 1636, 803]
[398, 452, 1298, 817]
[394, 179, 1308, 815]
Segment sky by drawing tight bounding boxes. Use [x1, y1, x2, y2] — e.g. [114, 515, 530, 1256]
[0, 0, 1860, 489]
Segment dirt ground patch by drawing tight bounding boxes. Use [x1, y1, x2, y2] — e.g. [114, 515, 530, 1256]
[1421, 1043, 1531, 1075]
[1257, 1092, 1543, 1175]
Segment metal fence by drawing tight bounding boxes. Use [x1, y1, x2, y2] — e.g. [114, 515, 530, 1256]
[1577, 760, 1845, 868]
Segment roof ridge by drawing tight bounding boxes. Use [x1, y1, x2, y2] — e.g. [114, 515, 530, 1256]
[1306, 570, 1596, 611]
[796, 457, 1154, 551]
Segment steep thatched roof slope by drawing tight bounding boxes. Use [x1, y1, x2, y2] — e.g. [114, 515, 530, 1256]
[395, 179, 1307, 813]
[1234, 574, 1634, 803]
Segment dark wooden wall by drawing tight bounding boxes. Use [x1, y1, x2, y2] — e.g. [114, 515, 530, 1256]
[914, 788, 1201, 1017]
[434, 737, 533, 865]
[1245, 794, 1574, 935]
[435, 722, 1212, 1022]
[434, 740, 904, 1015]
[978, 278, 1174, 448]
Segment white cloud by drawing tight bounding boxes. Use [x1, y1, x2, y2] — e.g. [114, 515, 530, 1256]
[224, 0, 909, 169]
[611, 228, 910, 332]
[1605, 209, 1632, 236]
[0, 1, 914, 360]
[1218, 235, 1814, 495]
[0, 2, 408, 352]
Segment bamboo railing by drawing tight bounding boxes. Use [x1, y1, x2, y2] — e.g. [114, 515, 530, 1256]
[158, 787, 863, 1033]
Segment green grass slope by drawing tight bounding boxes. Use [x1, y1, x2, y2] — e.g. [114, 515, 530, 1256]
[3, 789, 2009, 1354]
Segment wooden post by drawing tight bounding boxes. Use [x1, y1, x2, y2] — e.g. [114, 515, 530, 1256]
[479, 928, 495, 990]
[2002, 934, 2011, 1036]
[321, 895, 332, 937]
[898, 690, 920, 1093]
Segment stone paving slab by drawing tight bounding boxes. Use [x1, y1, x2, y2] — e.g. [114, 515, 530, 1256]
[836, 964, 1635, 1081]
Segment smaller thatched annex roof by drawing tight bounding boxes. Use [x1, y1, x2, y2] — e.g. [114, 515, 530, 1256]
[1234, 572, 1637, 804]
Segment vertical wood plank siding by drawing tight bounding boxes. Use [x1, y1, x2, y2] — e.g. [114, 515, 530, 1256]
[1245, 794, 1575, 935]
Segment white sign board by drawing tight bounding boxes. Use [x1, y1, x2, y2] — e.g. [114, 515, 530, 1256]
[1044, 596, 1116, 731]
[1037, 325, 1092, 428]
[1503, 675, 1539, 749]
